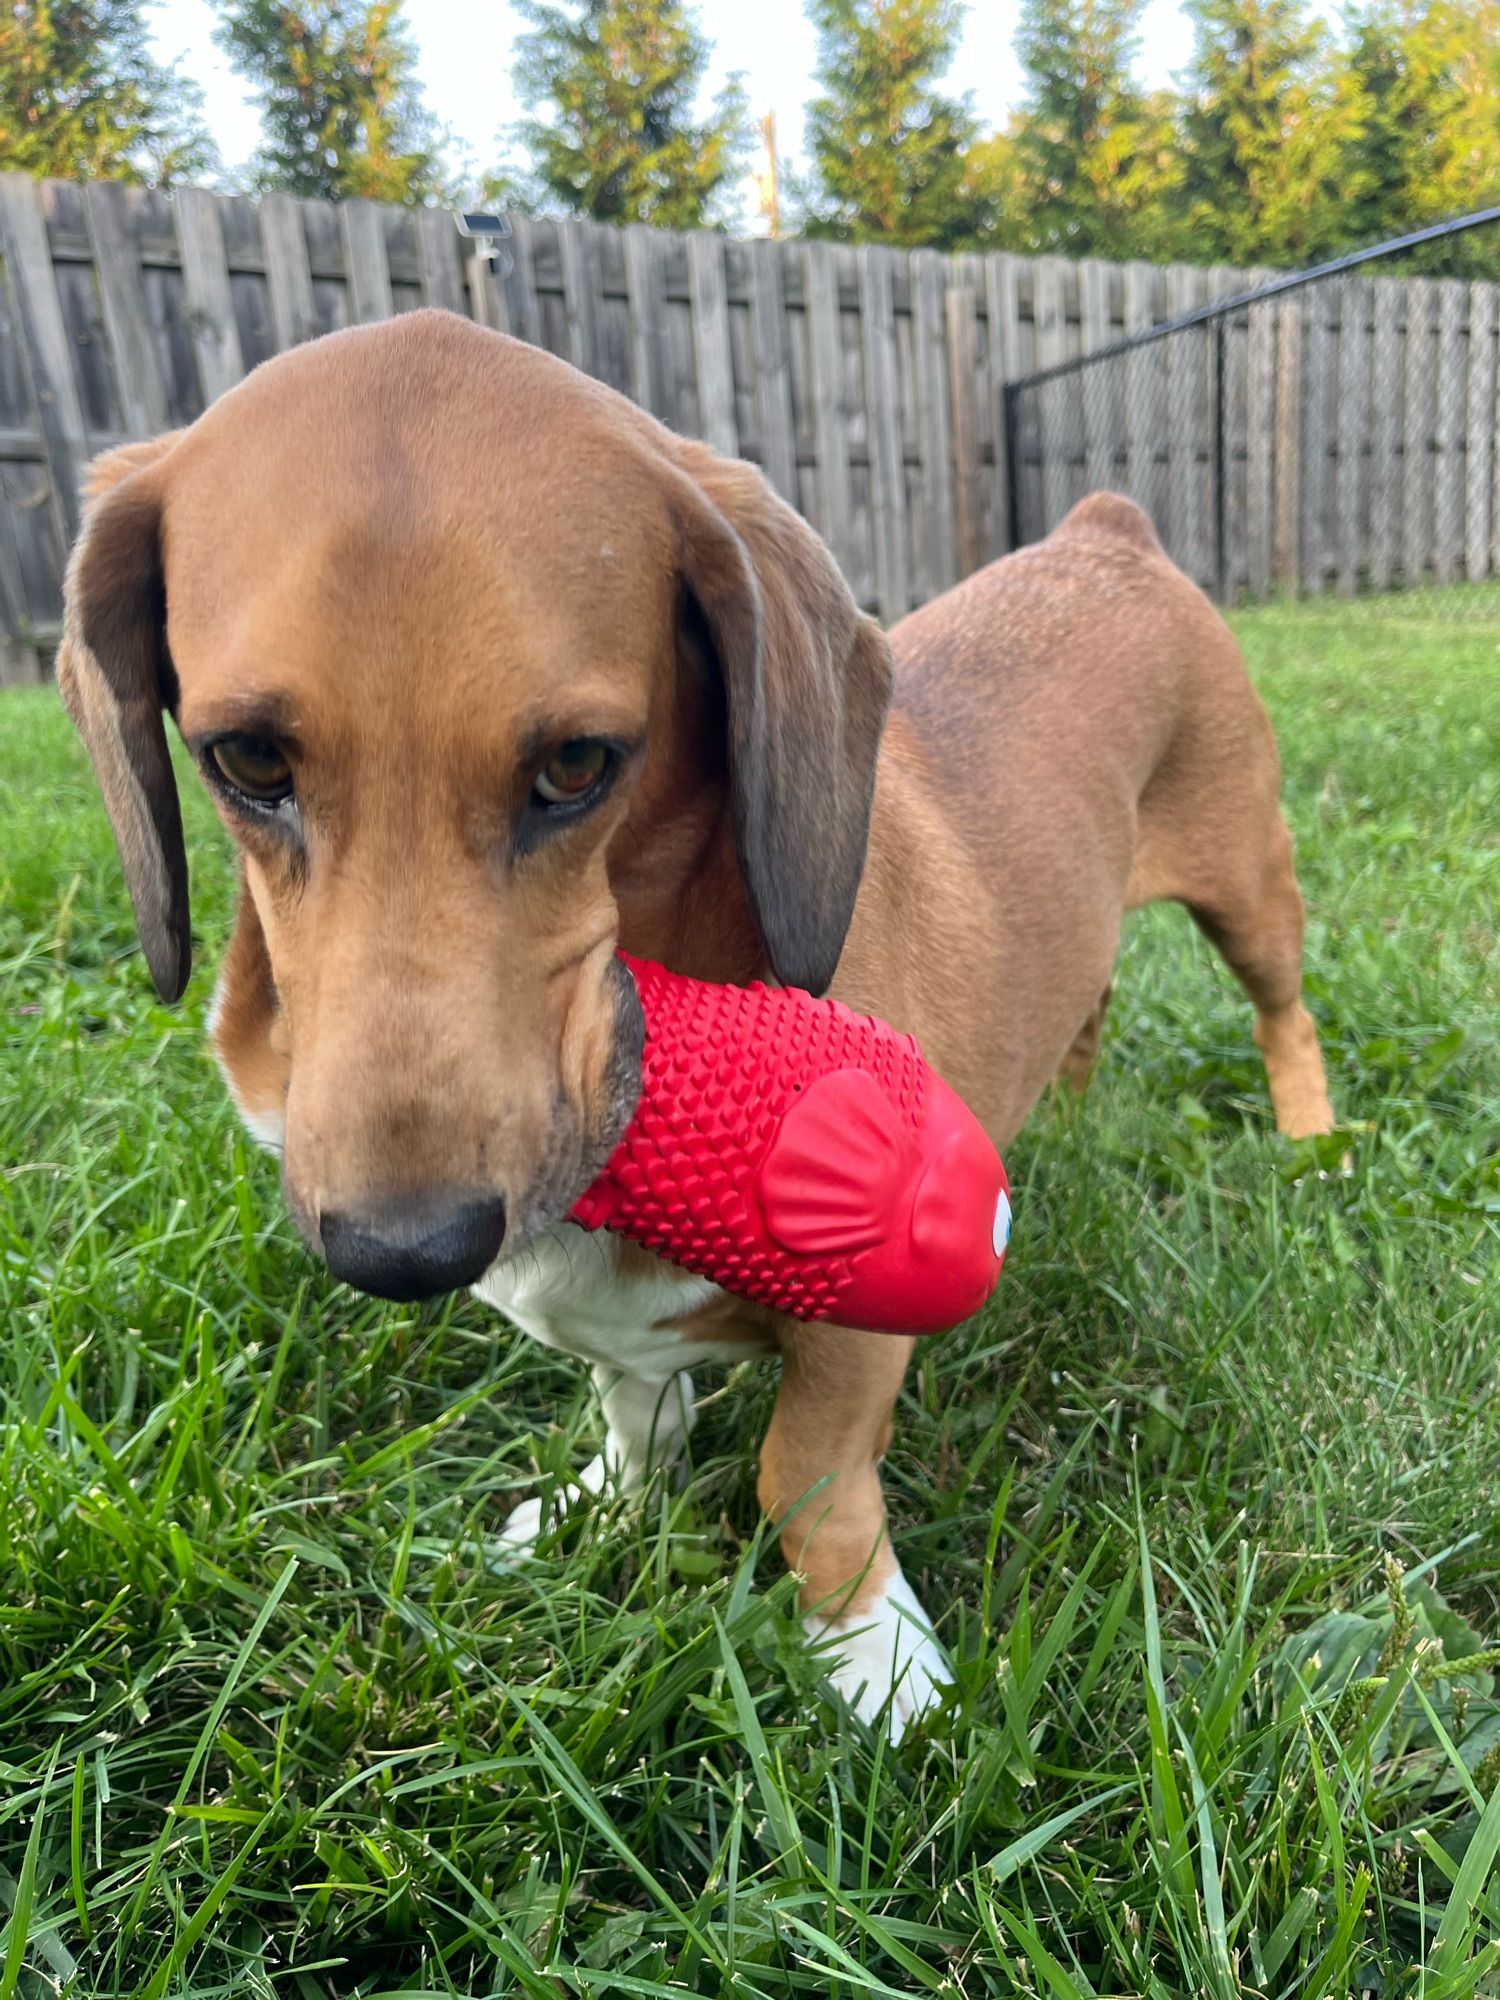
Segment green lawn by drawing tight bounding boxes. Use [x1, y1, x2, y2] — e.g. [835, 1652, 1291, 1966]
[2, 596, 1498, 1998]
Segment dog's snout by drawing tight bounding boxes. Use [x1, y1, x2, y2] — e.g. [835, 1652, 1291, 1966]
[319, 1191, 507, 1301]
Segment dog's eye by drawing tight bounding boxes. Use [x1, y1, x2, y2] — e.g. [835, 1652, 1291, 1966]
[534, 739, 610, 807]
[208, 735, 294, 806]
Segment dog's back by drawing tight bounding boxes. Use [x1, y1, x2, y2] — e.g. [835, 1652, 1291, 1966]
[835, 493, 1331, 1148]
[890, 493, 1233, 819]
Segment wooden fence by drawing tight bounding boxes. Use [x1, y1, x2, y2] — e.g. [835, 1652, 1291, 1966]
[1009, 264, 1500, 601]
[2, 174, 1498, 683]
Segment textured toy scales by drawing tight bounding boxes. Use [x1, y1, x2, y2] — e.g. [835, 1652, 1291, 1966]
[569, 955, 1011, 1336]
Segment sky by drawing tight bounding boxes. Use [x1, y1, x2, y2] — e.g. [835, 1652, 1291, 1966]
[146, 0, 1221, 206]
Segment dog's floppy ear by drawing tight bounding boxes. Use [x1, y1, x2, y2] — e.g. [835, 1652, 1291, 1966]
[56, 434, 190, 1002]
[671, 445, 893, 996]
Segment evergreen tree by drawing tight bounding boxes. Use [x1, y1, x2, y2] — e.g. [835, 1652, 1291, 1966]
[215, 0, 447, 202]
[1000, 0, 1180, 258]
[0, 0, 214, 184]
[1337, 0, 1500, 268]
[798, 0, 991, 248]
[1177, 0, 1353, 265]
[509, 0, 748, 228]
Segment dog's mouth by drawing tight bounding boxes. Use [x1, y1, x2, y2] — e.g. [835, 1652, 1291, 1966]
[282, 957, 646, 1299]
[500, 955, 647, 1261]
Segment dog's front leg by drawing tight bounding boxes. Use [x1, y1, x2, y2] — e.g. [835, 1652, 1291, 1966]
[499, 1364, 695, 1554]
[758, 1323, 951, 1736]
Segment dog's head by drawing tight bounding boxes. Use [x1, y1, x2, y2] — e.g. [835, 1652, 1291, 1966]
[58, 311, 892, 1301]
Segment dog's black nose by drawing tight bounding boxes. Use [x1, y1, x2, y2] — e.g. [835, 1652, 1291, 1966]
[319, 1192, 507, 1302]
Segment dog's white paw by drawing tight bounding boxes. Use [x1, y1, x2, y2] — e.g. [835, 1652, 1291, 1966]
[812, 1569, 953, 1738]
[496, 1453, 610, 1557]
[495, 1492, 550, 1558]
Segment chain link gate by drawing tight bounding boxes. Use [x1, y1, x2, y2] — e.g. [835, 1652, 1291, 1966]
[1003, 208, 1500, 607]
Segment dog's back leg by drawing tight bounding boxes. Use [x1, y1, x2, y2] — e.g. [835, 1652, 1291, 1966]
[1057, 981, 1113, 1093]
[1127, 641, 1335, 1141]
[1186, 819, 1335, 1140]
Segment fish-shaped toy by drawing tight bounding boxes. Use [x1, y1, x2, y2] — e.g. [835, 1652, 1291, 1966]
[569, 955, 1011, 1336]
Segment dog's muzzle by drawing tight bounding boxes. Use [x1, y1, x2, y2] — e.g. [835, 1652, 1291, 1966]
[319, 1191, 508, 1301]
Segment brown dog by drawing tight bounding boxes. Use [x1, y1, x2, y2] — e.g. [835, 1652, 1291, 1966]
[58, 310, 1333, 1733]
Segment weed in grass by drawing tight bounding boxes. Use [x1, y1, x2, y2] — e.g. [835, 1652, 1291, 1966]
[1, 597, 1497, 1994]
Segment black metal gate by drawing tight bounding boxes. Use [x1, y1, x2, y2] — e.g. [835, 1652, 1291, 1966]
[1002, 208, 1500, 603]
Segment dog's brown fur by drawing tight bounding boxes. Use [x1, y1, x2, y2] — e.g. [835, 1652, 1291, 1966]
[59, 310, 1332, 1649]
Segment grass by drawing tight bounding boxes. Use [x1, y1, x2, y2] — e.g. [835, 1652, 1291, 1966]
[1, 592, 1498, 1998]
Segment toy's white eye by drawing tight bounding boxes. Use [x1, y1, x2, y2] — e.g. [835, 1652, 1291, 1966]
[992, 1190, 1012, 1258]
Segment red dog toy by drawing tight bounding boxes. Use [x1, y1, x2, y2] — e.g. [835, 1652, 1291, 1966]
[569, 956, 1011, 1335]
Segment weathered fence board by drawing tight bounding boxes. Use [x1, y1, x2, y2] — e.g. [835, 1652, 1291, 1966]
[1402, 278, 1436, 584]
[945, 282, 985, 583]
[1123, 262, 1166, 542]
[747, 238, 796, 503]
[5, 174, 1500, 670]
[1369, 280, 1403, 590]
[301, 199, 350, 338]
[860, 245, 908, 619]
[464, 239, 510, 336]
[1244, 276, 1277, 599]
[1164, 265, 1206, 587]
[557, 217, 599, 377]
[417, 204, 467, 318]
[1273, 297, 1303, 593]
[84, 182, 172, 438]
[949, 251, 996, 560]
[1335, 277, 1369, 595]
[621, 225, 661, 418]
[804, 239, 856, 589]
[1433, 279, 1466, 583]
[1031, 256, 1072, 535]
[176, 186, 246, 402]
[1300, 276, 1338, 593]
[688, 232, 736, 459]
[0, 174, 88, 548]
[984, 253, 1021, 555]
[1080, 257, 1113, 496]
[259, 194, 318, 350]
[339, 199, 394, 325]
[1471, 281, 1498, 583]
[502, 216, 541, 350]
[911, 249, 956, 601]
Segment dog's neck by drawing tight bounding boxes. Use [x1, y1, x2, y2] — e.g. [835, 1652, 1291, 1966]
[610, 786, 766, 988]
